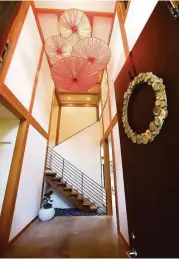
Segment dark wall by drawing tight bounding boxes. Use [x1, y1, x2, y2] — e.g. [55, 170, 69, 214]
[115, 2, 179, 257]
[0, 1, 21, 57]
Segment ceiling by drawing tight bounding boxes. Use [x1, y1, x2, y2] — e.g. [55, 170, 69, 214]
[35, 1, 114, 106]
[0, 103, 17, 119]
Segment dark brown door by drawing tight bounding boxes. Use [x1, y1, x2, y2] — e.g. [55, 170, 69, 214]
[0, 1, 21, 57]
[115, 2, 179, 257]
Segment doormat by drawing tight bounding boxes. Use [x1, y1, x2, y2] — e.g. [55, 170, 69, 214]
[55, 208, 106, 216]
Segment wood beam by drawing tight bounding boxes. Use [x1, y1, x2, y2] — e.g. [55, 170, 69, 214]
[100, 113, 118, 145]
[96, 107, 99, 121]
[124, 1, 131, 21]
[56, 105, 61, 145]
[35, 7, 114, 18]
[116, 2, 130, 58]
[111, 129, 120, 233]
[58, 92, 99, 96]
[103, 139, 113, 216]
[107, 1, 117, 45]
[0, 84, 28, 120]
[29, 116, 48, 139]
[61, 103, 98, 107]
[30, 2, 45, 45]
[55, 88, 61, 107]
[0, 121, 29, 255]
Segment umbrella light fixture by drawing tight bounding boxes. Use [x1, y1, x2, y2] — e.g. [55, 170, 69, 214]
[72, 37, 111, 71]
[45, 35, 72, 64]
[59, 9, 92, 46]
[51, 56, 99, 92]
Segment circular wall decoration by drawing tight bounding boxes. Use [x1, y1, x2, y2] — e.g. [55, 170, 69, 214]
[122, 72, 168, 144]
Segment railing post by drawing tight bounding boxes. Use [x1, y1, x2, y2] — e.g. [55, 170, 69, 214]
[62, 158, 64, 179]
[81, 173, 84, 194]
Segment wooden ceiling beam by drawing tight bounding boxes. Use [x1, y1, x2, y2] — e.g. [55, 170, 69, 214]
[61, 103, 98, 107]
[35, 8, 114, 18]
[58, 92, 99, 96]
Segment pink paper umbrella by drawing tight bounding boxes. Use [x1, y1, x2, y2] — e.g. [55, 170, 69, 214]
[72, 37, 111, 71]
[45, 35, 72, 64]
[59, 9, 91, 46]
[51, 57, 99, 92]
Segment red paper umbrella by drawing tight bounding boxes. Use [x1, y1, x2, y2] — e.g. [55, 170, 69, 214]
[51, 57, 98, 92]
[59, 9, 91, 46]
[72, 37, 111, 71]
[45, 35, 72, 64]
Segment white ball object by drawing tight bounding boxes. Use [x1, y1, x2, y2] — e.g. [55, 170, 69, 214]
[39, 207, 55, 222]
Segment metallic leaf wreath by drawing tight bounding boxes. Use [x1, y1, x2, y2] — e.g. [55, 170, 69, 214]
[122, 72, 168, 144]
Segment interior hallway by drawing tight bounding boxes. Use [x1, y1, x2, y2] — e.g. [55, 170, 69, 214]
[5, 216, 128, 258]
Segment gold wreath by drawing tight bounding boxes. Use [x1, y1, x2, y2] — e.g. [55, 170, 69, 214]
[122, 72, 168, 144]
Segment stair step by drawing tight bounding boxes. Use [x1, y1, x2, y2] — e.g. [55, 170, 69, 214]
[57, 181, 67, 187]
[50, 178, 61, 182]
[90, 204, 97, 211]
[46, 172, 56, 177]
[45, 169, 52, 173]
[83, 198, 91, 206]
[77, 194, 84, 201]
[64, 186, 72, 191]
[70, 190, 78, 196]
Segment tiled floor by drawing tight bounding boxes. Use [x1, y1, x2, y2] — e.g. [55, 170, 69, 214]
[5, 216, 128, 258]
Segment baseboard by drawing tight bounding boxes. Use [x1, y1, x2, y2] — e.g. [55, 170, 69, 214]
[119, 232, 130, 250]
[8, 215, 38, 245]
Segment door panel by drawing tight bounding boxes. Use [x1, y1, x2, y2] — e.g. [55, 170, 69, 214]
[115, 2, 179, 257]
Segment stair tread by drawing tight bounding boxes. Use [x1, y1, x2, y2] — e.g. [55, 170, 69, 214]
[46, 172, 56, 177]
[45, 161, 99, 212]
[77, 194, 84, 201]
[57, 181, 67, 186]
[90, 204, 97, 211]
[64, 186, 72, 191]
[70, 190, 78, 196]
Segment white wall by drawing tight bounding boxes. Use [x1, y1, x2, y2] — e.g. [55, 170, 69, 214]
[10, 126, 47, 241]
[54, 122, 101, 185]
[49, 105, 59, 147]
[46, 186, 75, 209]
[59, 107, 97, 143]
[0, 120, 19, 212]
[108, 13, 126, 83]
[101, 70, 108, 107]
[32, 54, 54, 132]
[125, 0, 158, 51]
[113, 123, 129, 244]
[34, 1, 116, 13]
[103, 99, 110, 132]
[5, 7, 42, 110]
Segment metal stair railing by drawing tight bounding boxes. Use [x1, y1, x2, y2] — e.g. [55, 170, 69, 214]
[46, 147, 107, 213]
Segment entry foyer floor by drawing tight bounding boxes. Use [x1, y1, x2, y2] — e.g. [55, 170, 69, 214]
[5, 216, 128, 258]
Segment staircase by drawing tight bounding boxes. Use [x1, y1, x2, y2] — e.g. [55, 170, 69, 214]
[45, 147, 106, 213]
